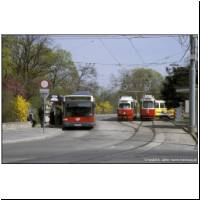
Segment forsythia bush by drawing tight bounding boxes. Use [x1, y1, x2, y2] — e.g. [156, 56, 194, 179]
[96, 101, 113, 114]
[13, 95, 30, 122]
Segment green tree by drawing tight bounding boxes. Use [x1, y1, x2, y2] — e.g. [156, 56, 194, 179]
[117, 68, 164, 101]
[2, 35, 78, 121]
[47, 49, 79, 95]
[2, 35, 54, 99]
[161, 65, 197, 108]
[2, 35, 16, 79]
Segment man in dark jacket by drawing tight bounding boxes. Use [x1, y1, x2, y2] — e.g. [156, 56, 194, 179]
[38, 106, 44, 128]
[29, 112, 37, 127]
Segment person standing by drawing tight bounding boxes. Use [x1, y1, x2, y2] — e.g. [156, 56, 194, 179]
[38, 106, 44, 128]
[29, 112, 37, 127]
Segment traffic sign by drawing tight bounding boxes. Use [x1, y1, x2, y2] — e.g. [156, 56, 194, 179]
[40, 80, 49, 88]
[40, 88, 49, 99]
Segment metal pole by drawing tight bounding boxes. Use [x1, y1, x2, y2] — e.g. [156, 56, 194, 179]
[189, 35, 196, 136]
[43, 96, 45, 133]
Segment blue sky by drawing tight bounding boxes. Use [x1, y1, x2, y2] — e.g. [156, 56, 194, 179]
[51, 35, 190, 87]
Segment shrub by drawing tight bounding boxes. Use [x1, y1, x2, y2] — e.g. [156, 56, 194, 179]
[96, 101, 113, 114]
[13, 95, 30, 122]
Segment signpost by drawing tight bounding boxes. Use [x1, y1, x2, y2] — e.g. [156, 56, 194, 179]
[40, 80, 49, 133]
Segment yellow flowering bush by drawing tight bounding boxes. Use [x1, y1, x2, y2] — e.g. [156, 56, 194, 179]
[13, 95, 30, 122]
[96, 101, 113, 114]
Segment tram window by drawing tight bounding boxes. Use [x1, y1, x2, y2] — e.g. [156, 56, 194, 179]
[119, 103, 130, 109]
[131, 102, 133, 108]
[155, 102, 159, 108]
[143, 101, 154, 108]
[160, 103, 165, 108]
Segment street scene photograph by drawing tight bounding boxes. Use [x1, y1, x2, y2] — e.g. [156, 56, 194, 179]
[1, 34, 198, 164]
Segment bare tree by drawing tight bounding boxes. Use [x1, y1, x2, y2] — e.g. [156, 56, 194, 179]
[76, 63, 97, 91]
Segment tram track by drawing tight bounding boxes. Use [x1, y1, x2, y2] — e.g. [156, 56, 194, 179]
[34, 120, 146, 163]
[6, 118, 196, 163]
[8, 119, 139, 163]
[107, 120, 157, 154]
[112, 120, 143, 146]
[78, 120, 158, 163]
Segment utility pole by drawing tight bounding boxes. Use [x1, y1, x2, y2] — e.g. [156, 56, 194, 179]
[189, 35, 197, 137]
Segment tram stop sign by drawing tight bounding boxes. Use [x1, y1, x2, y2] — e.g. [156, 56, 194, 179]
[40, 80, 49, 100]
[40, 88, 49, 99]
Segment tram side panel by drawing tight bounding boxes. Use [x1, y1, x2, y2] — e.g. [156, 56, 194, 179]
[117, 108, 134, 121]
[140, 108, 155, 120]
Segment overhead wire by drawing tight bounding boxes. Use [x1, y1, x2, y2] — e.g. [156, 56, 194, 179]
[53, 34, 189, 67]
[73, 50, 186, 67]
[51, 35, 184, 40]
[99, 39, 122, 66]
[126, 37, 145, 64]
[73, 60, 183, 67]
[178, 44, 190, 63]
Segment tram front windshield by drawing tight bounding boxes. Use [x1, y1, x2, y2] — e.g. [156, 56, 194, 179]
[119, 103, 131, 109]
[65, 101, 92, 117]
[143, 101, 154, 108]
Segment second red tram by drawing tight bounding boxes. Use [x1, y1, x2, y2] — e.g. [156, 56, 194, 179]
[140, 95, 155, 120]
[62, 91, 95, 129]
[117, 96, 137, 121]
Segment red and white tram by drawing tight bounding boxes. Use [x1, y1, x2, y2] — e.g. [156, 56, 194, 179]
[117, 96, 137, 121]
[140, 95, 155, 120]
[62, 91, 95, 129]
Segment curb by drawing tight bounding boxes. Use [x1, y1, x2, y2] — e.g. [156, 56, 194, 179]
[177, 126, 198, 143]
[2, 122, 32, 130]
[171, 122, 198, 143]
[190, 133, 198, 144]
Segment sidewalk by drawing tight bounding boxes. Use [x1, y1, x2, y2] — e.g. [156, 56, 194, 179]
[172, 118, 198, 142]
[2, 126, 62, 144]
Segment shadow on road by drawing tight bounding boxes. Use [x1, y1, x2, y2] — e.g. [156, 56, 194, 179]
[99, 117, 142, 122]
[62, 127, 93, 131]
[143, 124, 187, 130]
[100, 117, 118, 121]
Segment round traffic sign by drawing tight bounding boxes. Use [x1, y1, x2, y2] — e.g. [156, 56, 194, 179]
[41, 80, 49, 88]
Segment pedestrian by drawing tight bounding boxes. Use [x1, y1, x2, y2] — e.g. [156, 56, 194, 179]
[55, 106, 62, 126]
[38, 106, 44, 128]
[49, 108, 55, 125]
[29, 112, 36, 127]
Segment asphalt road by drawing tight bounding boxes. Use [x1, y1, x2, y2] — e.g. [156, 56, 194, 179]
[2, 115, 198, 163]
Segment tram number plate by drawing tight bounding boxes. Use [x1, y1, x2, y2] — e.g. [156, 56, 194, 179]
[74, 124, 82, 127]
